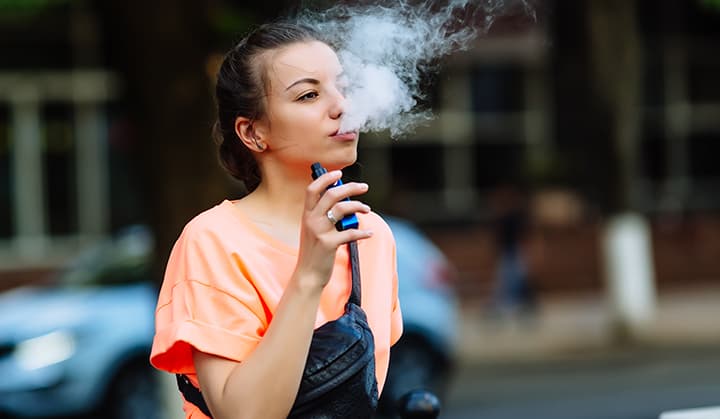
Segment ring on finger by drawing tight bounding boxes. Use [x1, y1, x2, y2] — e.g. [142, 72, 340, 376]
[326, 209, 340, 225]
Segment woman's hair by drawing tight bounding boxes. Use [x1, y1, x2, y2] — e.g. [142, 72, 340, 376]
[214, 22, 323, 192]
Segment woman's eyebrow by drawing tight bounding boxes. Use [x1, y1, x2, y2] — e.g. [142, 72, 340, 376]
[285, 78, 320, 91]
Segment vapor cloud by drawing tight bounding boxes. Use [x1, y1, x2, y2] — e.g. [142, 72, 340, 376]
[297, 0, 535, 138]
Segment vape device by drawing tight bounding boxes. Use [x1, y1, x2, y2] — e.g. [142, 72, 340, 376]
[311, 162, 360, 231]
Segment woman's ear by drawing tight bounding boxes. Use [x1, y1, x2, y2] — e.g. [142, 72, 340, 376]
[234, 116, 266, 152]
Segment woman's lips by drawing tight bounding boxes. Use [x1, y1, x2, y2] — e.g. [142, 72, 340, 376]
[330, 131, 357, 141]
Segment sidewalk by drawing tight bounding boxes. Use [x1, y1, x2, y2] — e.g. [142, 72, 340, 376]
[455, 285, 720, 363]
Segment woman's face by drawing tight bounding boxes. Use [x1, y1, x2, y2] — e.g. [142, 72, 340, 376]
[256, 41, 356, 172]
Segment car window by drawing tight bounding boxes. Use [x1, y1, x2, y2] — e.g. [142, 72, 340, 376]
[58, 225, 154, 287]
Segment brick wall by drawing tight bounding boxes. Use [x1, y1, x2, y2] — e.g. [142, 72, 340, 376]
[425, 215, 720, 299]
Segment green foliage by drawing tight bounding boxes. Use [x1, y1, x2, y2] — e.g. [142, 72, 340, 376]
[209, 4, 259, 41]
[0, 0, 71, 21]
[0, 0, 70, 13]
[700, 0, 720, 11]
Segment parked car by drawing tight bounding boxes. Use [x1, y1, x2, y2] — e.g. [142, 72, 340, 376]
[378, 216, 459, 416]
[0, 226, 160, 419]
[0, 218, 458, 418]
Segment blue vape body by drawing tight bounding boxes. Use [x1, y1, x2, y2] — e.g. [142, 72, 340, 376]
[310, 162, 360, 231]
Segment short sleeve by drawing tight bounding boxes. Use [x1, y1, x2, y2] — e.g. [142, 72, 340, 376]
[150, 223, 268, 374]
[389, 239, 403, 346]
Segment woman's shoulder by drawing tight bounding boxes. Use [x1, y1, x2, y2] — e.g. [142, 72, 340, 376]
[358, 211, 394, 241]
[358, 210, 388, 228]
[178, 199, 243, 242]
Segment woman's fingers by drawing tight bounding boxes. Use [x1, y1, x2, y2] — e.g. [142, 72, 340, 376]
[320, 182, 368, 207]
[327, 201, 371, 224]
[334, 227, 374, 242]
[304, 170, 369, 214]
[319, 202, 373, 246]
[296, 171, 373, 288]
[314, 182, 369, 220]
[304, 170, 342, 210]
[301, 169, 373, 243]
[313, 225, 374, 252]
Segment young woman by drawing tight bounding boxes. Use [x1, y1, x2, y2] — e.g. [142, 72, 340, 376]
[150, 22, 403, 419]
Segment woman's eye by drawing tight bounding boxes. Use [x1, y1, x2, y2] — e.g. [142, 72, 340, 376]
[298, 91, 319, 101]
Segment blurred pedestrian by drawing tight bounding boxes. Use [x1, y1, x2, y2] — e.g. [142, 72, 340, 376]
[488, 184, 537, 319]
[149, 22, 402, 418]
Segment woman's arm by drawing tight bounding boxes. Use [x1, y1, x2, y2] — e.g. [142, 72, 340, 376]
[193, 170, 373, 419]
[193, 274, 323, 419]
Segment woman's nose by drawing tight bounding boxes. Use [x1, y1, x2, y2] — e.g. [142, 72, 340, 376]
[329, 88, 345, 120]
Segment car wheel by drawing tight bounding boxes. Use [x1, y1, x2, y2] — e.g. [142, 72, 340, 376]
[103, 362, 162, 419]
[378, 335, 449, 417]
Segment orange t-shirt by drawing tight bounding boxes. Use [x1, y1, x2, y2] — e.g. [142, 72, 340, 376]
[150, 199, 402, 418]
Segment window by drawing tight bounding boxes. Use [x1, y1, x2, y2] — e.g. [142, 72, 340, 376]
[390, 143, 445, 192]
[0, 104, 10, 238]
[0, 71, 117, 267]
[470, 65, 525, 113]
[688, 58, 720, 103]
[688, 132, 720, 178]
[43, 103, 77, 236]
[473, 143, 527, 188]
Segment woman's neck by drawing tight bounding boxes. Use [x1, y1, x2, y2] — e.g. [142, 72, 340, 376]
[234, 164, 311, 247]
[252, 173, 307, 221]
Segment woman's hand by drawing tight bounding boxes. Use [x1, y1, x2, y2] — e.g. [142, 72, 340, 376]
[294, 169, 373, 291]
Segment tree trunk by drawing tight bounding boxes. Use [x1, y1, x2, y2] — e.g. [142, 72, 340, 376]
[100, 0, 229, 283]
[588, 0, 643, 212]
[587, 0, 657, 341]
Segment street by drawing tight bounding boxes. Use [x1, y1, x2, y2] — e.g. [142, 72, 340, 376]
[441, 345, 720, 419]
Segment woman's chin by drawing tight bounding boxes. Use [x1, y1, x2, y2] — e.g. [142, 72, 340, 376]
[324, 153, 357, 171]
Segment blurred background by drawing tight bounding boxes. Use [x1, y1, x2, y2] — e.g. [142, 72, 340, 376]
[1, 1, 719, 418]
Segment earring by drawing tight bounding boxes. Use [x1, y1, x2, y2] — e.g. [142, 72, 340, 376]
[253, 137, 265, 151]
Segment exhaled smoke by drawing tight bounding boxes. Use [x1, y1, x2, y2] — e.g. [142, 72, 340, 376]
[296, 0, 536, 138]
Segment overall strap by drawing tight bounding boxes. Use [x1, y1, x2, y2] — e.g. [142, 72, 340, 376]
[348, 240, 361, 306]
